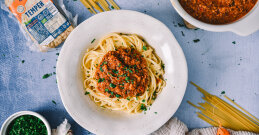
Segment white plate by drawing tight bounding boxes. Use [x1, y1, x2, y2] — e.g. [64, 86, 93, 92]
[57, 10, 188, 135]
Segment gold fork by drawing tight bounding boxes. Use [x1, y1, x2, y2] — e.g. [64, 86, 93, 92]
[80, 0, 120, 14]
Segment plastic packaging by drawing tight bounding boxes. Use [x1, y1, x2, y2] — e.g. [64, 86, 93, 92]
[2, 0, 77, 52]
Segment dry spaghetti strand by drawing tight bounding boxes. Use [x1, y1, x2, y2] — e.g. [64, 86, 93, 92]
[188, 82, 259, 133]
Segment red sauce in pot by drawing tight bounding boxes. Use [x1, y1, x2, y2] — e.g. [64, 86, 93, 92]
[179, 0, 258, 24]
[95, 48, 149, 99]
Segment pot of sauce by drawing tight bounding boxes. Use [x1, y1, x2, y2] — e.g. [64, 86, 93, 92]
[170, 0, 259, 36]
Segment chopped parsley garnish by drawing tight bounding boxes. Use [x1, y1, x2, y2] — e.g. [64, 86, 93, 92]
[140, 104, 147, 111]
[193, 39, 200, 43]
[178, 23, 185, 27]
[142, 99, 145, 102]
[110, 91, 114, 95]
[127, 69, 133, 73]
[42, 73, 52, 79]
[143, 46, 147, 51]
[181, 31, 185, 36]
[125, 77, 130, 81]
[105, 88, 109, 92]
[232, 41, 236, 44]
[127, 97, 130, 101]
[154, 112, 158, 114]
[111, 6, 114, 9]
[110, 83, 116, 88]
[56, 53, 59, 56]
[103, 61, 107, 64]
[85, 91, 90, 95]
[118, 63, 121, 67]
[100, 67, 104, 72]
[6, 115, 47, 135]
[98, 78, 105, 83]
[161, 63, 165, 70]
[52, 100, 56, 105]
[91, 38, 96, 43]
[116, 94, 121, 98]
[112, 69, 118, 74]
[21, 60, 25, 63]
[221, 91, 225, 94]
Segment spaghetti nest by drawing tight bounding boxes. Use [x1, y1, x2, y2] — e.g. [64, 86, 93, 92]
[82, 33, 165, 113]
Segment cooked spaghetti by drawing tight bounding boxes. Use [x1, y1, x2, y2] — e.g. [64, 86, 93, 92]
[82, 33, 166, 113]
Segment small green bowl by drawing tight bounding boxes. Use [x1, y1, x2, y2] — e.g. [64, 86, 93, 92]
[0, 111, 51, 135]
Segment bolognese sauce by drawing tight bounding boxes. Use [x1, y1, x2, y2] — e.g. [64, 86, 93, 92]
[95, 48, 149, 99]
[179, 0, 258, 24]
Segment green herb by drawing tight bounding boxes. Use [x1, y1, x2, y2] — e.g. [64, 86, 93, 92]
[116, 94, 121, 98]
[52, 100, 56, 105]
[103, 61, 107, 64]
[41, 59, 45, 61]
[161, 63, 165, 70]
[131, 80, 134, 84]
[110, 83, 116, 88]
[142, 99, 145, 102]
[85, 91, 90, 95]
[117, 99, 119, 101]
[21, 60, 25, 63]
[98, 78, 105, 83]
[111, 6, 114, 9]
[127, 69, 133, 73]
[143, 46, 147, 51]
[232, 41, 236, 44]
[91, 38, 96, 43]
[118, 63, 121, 67]
[42, 73, 52, 79]
[108, 72, 115, 77]
[110, 91, 114, 95]
[178, 23, 185, 27]
[56, 53, 59, 56]
[193, 39, 200, 43]
[112, 69, 118, 74]
[221, 91, 225, 94]
[181, 31, 185, 37]
[100, 67, 103, 72]
[140, 104, 147, 111]
[127, 97, 130, 101]
[125, 77, 130, 81]
[105, 88, 109, 92]
[7, 115, 47, 135]
[154, 112, 158, 114]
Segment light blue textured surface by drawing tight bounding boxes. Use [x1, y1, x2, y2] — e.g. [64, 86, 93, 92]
[0, 0, 259, 134]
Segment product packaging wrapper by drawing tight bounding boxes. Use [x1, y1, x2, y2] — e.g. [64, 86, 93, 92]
[2, 0, 78, 52]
